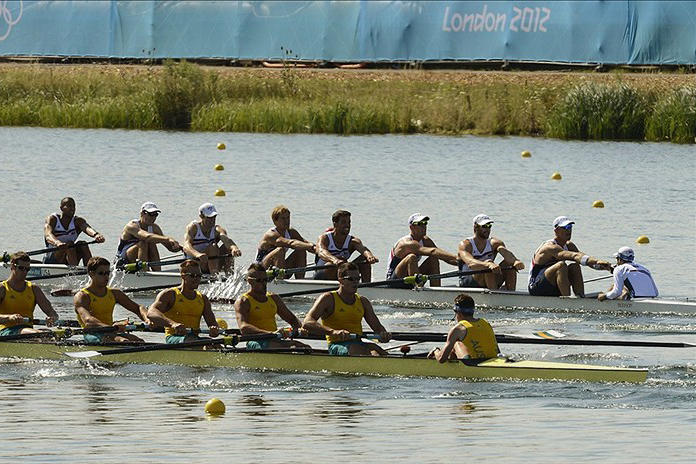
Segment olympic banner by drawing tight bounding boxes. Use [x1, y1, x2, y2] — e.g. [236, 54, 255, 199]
[1, 1, 694, 65]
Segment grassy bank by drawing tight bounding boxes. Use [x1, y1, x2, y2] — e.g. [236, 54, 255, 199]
[0, 62, 693, 143]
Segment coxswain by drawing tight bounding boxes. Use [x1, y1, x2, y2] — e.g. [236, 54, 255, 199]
[302, 262, 391, 356]
[147, 260, 219, 344]
[43, 197, 105, 265]
[598, 247, 658, 301]
[73, 257, 150, 343]
[234, 263, 310, 350]
[255, 205, 315, 279]
[528, 216, 611, 297]
[116, 202, 181, 271]
[0, 252, 59, 336]
[386, 213, 457, 287]
[315, 210, 378, 282]
[429, 293, 500, 362]
[457, 214, 525, 290]
[182, 203, 241, 274]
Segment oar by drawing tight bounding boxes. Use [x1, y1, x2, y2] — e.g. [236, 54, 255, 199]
[65, 333, 279, 358]
[0, 324, 151, 342]
[275, 268, 502, 299]
[122, 254, 237, 272]
[27, 269, 89, 281]
[268, 264, 335, 279]
[584, 274, 613, 284]
[2, 240, 100, 263]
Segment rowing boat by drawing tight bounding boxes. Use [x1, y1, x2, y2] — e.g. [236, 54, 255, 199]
[0, 340, 647, 383]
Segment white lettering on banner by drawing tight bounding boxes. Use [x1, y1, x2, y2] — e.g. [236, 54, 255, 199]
[0, 0, 23, 41]
[443, 3, 550, 33]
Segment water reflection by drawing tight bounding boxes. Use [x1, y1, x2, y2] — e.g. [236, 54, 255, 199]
[311, 396, 367, 424]
[81, 380, 117, 424]
[239, 394, 273, 417]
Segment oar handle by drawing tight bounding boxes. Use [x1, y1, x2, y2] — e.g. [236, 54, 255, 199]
[24, 239, 99, 257]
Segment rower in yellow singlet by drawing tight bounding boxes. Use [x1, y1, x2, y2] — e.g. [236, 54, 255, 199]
[429, 293, 500, 362]
[234, 262, 310, 350]
[303, 262, 391, 356]
[73, 257, 151, 343]
[0, 252, 59, 336]
[147, 260, 219, 344]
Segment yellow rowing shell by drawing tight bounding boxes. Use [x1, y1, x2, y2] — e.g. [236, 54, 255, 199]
[0, 341, 647, 383]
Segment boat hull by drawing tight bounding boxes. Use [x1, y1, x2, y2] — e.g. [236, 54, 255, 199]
[0, 341, 647, 383]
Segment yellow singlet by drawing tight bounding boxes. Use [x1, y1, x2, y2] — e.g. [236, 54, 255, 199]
[76, 287, 116, 327]
[0, 280, 36, 330]
[322, 291, 364, 343]
[243, 292, 278, 332]
[164, 287, 204, 336]
[458, 319, 499, 359]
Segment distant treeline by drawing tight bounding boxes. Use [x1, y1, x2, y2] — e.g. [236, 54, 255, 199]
[0, 61, 693, 143]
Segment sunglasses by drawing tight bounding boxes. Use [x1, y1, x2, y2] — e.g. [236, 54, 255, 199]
[479, 223, 493, 229]
[559, 224, 573, 231]
[411, 221, 428, 226]
[247, 276, 269, 283]
[183, 272, 202, 278]
[145, 211, 159, 217]
[14, 264, 30, 272]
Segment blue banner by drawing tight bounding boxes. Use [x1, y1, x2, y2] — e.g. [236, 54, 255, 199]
[0, 1, 694, 65]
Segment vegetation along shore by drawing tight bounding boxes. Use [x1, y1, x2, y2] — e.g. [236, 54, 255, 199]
[0, 61, 693, 143]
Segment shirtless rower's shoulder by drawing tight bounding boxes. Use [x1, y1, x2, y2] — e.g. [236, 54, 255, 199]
[43, 197, 105, 266]
[116, 202, 181, 271]
[182, 203, 241, 275]
[255, 205, 315, 279]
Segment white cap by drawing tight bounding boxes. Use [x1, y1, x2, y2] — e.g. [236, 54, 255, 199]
[553, 216, 574, 228]
[199, 203, 218, 218]
[408, 213, 429, 225]
[140, 202, 161, 213]
[473, 214, 494, 226]
[613, 246, 634, 262]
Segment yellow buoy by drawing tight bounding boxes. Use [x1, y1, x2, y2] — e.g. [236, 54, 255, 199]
[216, 318, 228, 330]
[592, 200, 605, 208]
[214, 164, 224, 171]
[636, 235, 650, 244]
[217, 143, 226, 150]
[551, 172, 562, 180]
[205, 398, 226, 415]
[214, 189, 226, 197]
[521, 150, 532, 158]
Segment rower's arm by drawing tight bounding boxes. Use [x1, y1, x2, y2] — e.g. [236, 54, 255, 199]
[316, 235, 343, 265]
[419, 246, 458, 266]
[557, 250, 611, 270]
[43, 215, 63, 247]
[201, 296, 218, 335]
[274, 295, 302, 330]
[492, 239, 524, 270]
[182, 223, 202, 259]
[435, 324, 467, 363]
[351, 238, 378, 264]
[113, 289, 149, 322]
[458, 240, 497, 271]
[216, 226, 241, 256]
[146, 289, 177, 327]
[290, 230, 317, 253]
[33, 286, 59, 323]
[302, 293, 338, 336]
[362, 297, 390, 342]
[76, 217, 105, 243]
[74, 291, 109, 328]
[234, 296, 273, 335]
[274, 234, 315, 252]
[603, 267, 627, 300]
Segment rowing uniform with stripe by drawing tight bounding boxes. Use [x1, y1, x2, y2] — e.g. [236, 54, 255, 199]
[243, 291, 278, 332]
[45, 213, 80, 245]
[164, 288, 204, 337]
[322, 291, 364, 343]
[458, 237, 495, 287]
[605, 262, 658, 299]
[458, 318, 499, 359]
[255, 228, 292, 263]
[189, 221, 218, 252]
[76, 287, 116, 327]
[116, 220, 153, 259]
[0, 280, 35, 330]
[528, 239, 568, 296]
[386, 235, 424, 279]
[315, 233, 353, 267]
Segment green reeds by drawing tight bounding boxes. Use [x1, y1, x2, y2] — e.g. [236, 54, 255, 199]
[645, 86, 696, 144]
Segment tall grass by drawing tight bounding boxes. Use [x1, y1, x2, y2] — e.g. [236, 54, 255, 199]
[0, 62, 692, 143]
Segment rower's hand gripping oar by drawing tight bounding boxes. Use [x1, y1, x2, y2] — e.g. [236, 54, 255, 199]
[2, 240, 100, 263]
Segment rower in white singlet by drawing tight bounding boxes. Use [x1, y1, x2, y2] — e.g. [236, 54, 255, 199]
[255, 205, 315, 279]
[43, 197, 105, 266]
[314, 210, 378, 282]
[598, 247, 658, 301]
[457, 214, 524, 290]
[386, 214, 457, 287]
[182, 203, 241, 275]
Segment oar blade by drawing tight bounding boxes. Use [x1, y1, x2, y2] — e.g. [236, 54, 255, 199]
[65, 350, 103, 359]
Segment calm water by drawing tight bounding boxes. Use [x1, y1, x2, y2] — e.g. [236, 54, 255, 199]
[0, 127, 694, 462]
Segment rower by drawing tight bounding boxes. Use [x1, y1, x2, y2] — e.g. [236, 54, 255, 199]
[182, 203, 241, 274]
[116, 202, 181, 271]
[0, 252, 59, 336]
[598, 247, 658, 301]
[457, 214, 525, 290]
[255, 205, 316, 279]
[73, 257, 151, 343]
[234, 263, 310, 350]
[315, 210, 378, 282]
[147, 260, 219, 344]
[302, 262, 391, 356]
[43, 197, 105, 265]
[428, 293, 499, 362]
[528, 216, 612, 297]
[386, 213, 457, 287]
